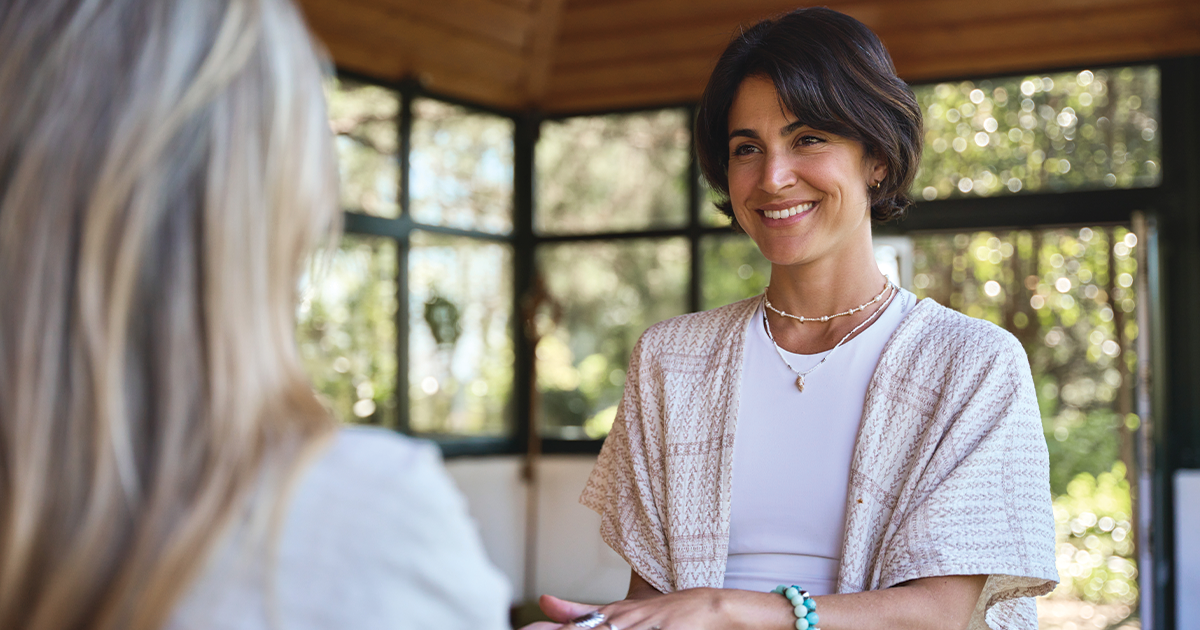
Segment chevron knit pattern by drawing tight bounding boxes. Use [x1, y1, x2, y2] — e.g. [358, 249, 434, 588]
[580, 296, 1059, 630]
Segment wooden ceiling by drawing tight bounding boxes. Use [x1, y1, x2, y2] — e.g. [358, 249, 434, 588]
[298, 0, 1200, 114]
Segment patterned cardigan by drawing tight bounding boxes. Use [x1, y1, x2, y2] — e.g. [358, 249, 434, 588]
[580, 296, 1059, 629]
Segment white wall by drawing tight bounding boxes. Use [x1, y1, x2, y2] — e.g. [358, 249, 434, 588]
[444, 454, 629, 605]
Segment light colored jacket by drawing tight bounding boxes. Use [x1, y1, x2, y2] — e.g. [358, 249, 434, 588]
[169, 427, 511, 630]
[581, 297, 1058, 629]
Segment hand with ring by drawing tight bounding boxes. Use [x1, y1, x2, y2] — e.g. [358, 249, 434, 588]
[517, 589, 773, 630]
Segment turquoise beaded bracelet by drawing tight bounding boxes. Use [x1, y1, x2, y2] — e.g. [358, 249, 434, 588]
[771, 585, 820, 630]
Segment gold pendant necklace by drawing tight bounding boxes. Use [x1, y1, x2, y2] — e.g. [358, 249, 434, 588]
[761, 283, 897, 392]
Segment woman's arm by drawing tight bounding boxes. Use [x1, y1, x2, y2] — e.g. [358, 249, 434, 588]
[534, 570, 985, 630]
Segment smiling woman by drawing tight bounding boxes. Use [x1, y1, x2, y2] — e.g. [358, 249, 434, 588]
[527, 7, 1058, 630]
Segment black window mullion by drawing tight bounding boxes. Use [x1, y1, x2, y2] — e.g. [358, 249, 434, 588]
[687, 103, 702, 314]
[394, 83, 414, 434]
[511, 112, 539, 456]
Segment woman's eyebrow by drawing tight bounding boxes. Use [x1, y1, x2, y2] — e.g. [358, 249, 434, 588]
[780, 120, 806, 136]
[729, 121, 806, 142]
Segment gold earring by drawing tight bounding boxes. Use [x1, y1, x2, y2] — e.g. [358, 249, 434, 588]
[870, 181, 881, 190]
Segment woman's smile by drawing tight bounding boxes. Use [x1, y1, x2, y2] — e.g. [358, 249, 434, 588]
[757, 200, 816, 223]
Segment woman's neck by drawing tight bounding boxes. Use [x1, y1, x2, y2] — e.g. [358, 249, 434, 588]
[764, 238, 886, 319]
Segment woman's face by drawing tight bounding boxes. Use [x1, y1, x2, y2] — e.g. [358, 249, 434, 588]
[726, 76, 885, 268]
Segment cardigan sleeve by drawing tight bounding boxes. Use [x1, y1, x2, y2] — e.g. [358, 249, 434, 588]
[873, 330, 1059, 630]
[579, 330, 675, 594]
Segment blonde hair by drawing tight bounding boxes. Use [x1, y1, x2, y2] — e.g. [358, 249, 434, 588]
[0, 0, 340, 628]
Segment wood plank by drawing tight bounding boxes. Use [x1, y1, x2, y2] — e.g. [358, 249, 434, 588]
[320, 38, 525, 109]
[558, 0, 1166, 38]
[544, 78, 707, 113]
[520, 0, 568, 103]
[320, 37, 411, 81]
[361, 0, 533, 49]
[419, 68, 527, 110]
[893, 28, 1200, 82]
[880, 3, 1200, 65]
[553, 20, 734, 69]
[550, 0, 1177, 72]
[492, 0, 536, 10]
[301, 0, 526, 83]
[546, 53, 716, 95]
[552, 1, 1196, 77]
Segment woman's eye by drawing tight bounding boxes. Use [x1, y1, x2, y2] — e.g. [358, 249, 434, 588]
[797, 135, 824, 146]
[731, 144, 759, 156]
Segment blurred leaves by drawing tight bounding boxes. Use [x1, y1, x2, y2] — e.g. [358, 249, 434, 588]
[913, 67, 1160, 200]
[410, 97, 514, 233]
[297, 235, 398, 426]
[536, 239, 689, 438]
[1053, 463, 1138, 606]
[327, 77, 399, 217]
[536, 109, 691, 234]
[409, 232, 513, 437]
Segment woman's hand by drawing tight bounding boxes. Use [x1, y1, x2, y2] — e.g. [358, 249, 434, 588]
[519, 589, 794, 630]
[520, 571, 987, 630]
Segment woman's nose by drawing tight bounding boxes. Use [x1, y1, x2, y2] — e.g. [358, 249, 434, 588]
[760, 153, 797, 194]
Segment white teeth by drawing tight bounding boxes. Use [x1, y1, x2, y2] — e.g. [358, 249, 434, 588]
[763, 202, 814, 220]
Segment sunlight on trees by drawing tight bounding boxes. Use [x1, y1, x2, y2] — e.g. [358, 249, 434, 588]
[297, 235, 398, 427]
[410, 98, 514, 234]
[536, 239, 689, 438]
[536, 110, 691, 234]
[326, 77, 399, 217]
[409, 232, 514, 437]
[913, 66, 1159, 200]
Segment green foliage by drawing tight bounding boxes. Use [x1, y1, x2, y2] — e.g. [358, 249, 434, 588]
[701, 235, 770, 311]
[1052, 463, 1138, 606]
[410, 97, 514, 234]
[536, 110, 691, 234]
[408, 232, 514, 437]
[535, 239, 689, 438]
[327, 77, 399, 217]
[913, 67, 1160, 200]
[297, 236, 399, 426]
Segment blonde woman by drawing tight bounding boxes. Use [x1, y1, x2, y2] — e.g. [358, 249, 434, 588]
[0, 1, 509, 629]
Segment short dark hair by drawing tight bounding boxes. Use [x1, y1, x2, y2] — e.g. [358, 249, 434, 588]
[695, 7, 922, 224]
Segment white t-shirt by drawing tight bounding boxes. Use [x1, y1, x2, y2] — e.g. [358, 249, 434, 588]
[723, 288, 916, 594]
[168, 427, 511, 630]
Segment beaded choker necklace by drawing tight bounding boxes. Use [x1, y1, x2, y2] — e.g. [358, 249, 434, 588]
[763, 278, 891, 323]
[761, 282, 897, 392]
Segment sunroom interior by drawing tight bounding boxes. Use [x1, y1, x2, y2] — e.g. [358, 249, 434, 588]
[292, 0, 1200, 627]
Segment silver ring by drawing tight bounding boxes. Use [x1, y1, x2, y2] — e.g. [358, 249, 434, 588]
[571, 612, 607, 629]
[601, 623, 620, 630]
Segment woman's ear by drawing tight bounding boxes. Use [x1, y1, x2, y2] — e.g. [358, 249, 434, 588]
[870, 160, 888, 187]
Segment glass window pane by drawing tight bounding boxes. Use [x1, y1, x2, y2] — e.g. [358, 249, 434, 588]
[701, 234, 769, 310]
[909, 227, 1140, 623]
[328, 77, 399, 217]
[410, 98, 515, 234]
[536, 238, 689, 439]
[913, 66, 1160, 201]
[297, 235, 398, 426]
[536, 110, 690, 234]
[409, 231, 513, 437]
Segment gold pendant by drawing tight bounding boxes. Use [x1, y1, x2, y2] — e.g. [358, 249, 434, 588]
[796, 375, 805, 392]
